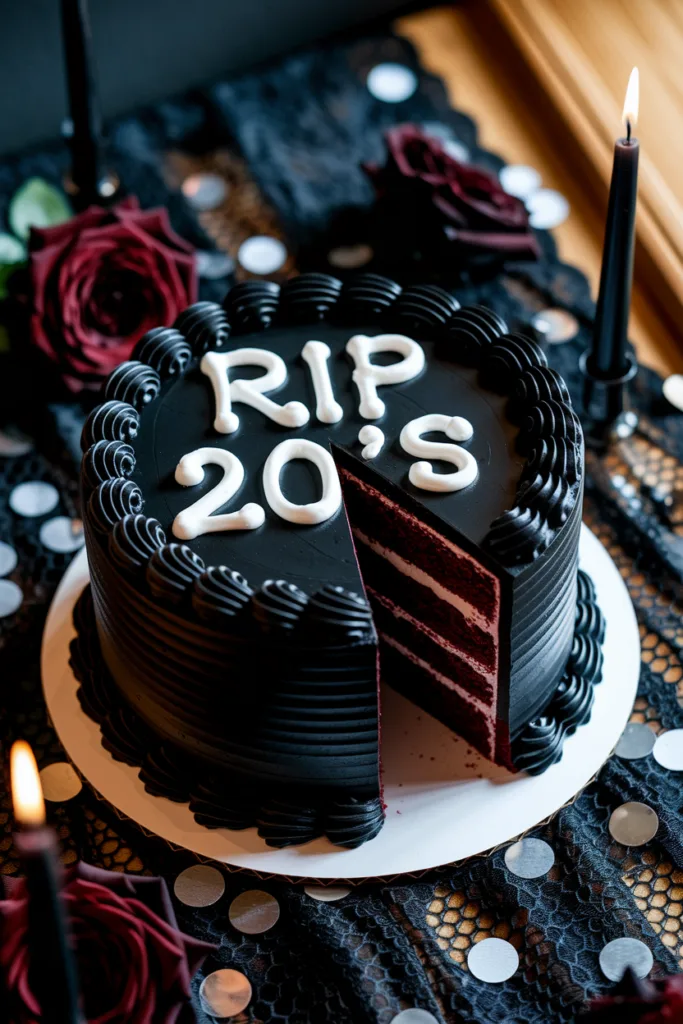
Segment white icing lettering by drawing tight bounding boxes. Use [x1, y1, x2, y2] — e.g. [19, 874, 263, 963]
[263, 439, 342, 524]
[301, 341, 343, 424]
[358, 425, 385, 460]
[399, 414, 478, 493]
[172, 447, 265, 540]
[345, 333, 425, 419]
[201, 348, 310, 434]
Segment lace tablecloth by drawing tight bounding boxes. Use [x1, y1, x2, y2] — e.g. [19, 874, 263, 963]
[1, 26, 683, 1024]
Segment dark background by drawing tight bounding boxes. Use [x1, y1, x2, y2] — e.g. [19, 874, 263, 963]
[0, 0, 415, 155]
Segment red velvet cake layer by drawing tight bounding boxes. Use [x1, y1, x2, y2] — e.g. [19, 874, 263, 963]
[339, 468, 500, 622]
[368, 589, 495, 705]
[379, 640, 500, 762]
[338, 467, 502, 763]
[355, 537, 497, 675]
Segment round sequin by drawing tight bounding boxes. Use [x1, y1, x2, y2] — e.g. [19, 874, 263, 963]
[421, 122, 454, 142]
[443, 139, 470, 163]
[0, 580, 22, 618]
[499, 164, 542, 200]
[304, 885, 351, 902]
[10, 481, 59, 518]
[40, 762, 83, 802]
[662, 374, 683, 412]
[467, 937, 519, 983]
[527, 189, 570, 230]
[652, 729, 683, 771]
[0, 428, 33, 457]
[181, 172, 228, 211]
[599, 937, 653, 982]
[173, 864, 225, 907]
[613, 410, 639, 439]
[228, 890, 281, 934]
[196, 250, 235, 280]
[0, 541, 18, 578]
[200, 969, 252, 1018]
[609, 802, 659, 846]
[531, 308, 579, 344]
[237, 236, 287, 275]
[391, 1011, 439, 1024]
[39, 517, 85, 554]
[327, 244, 374, 269]
[615, 722, 657, 760]
[366, 63, 418, 103]
[504, 838, 555, 879]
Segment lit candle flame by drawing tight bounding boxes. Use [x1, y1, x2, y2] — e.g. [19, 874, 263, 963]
[622, 67, 639, 140]
[10, 740, 46, 827]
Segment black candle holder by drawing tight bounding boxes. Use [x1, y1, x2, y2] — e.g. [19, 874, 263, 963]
[579, 349, 638, 450]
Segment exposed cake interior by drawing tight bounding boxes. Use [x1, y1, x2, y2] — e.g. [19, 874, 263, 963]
[337, 462, 506, 766]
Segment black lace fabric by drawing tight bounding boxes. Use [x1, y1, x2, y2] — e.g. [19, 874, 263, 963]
[1, 27, 683, 1024]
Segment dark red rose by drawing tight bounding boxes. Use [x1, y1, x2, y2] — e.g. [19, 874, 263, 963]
[0, 861, 215, 1023]
[586, 969, 683, 1023]
[363, 124, 540, 265]
[27, 197, 197, 393]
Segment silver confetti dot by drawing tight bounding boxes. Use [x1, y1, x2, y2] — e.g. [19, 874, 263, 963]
[181, 172, 228, 212]
[173, 864, 225, 907]
[328, 244, 374, 269]
[196, 250, 235, 280]
[527, 189, 570, 230]
[237, 235, 287, 275]
[421, 122, 455, 142]
[9, 481, 59, 518]
[531, 308, 579, 344]
[504, 838, 555, 879]
[0, 428, 33, 457]
[0, 541, 18, 578]
[229, 890, 280, 934]
[467, 937, 519, 983]
[200, 969, 252, 1018]
[0, 579, 22, 618]
[615, 722, 657, 760]
[609, 802, 659, 846]
[653, 729, 683, 771]
[391, 1011, 440, 1024]
[39, 517, 85, 554]
[499, 164, 542, 200]
[40, 762, 82, 802]
[304, 885, 352, 902]
[366, 63, 418, 103]
[443, 139, 470, 163]
[663, 374, 683, 412]
[599, 937, 653, 982]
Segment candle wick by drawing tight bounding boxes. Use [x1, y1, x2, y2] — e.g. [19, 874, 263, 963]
[626, 118, 632, 143]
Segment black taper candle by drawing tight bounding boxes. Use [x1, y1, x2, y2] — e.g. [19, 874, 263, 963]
[11, 742, 81, 1024]
[588, 68, 640, 379]
[60, 0, 104, 206]
[15, 830, 81, 1024]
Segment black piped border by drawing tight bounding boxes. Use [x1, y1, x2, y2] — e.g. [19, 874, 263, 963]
[511, 568, 605, 774]
[80, 272, 584, 598]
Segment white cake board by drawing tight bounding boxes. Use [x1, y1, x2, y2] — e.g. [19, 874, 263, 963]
[42, 525, 639, 881]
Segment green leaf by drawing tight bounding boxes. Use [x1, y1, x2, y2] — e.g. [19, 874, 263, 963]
[0, 233, 25, 264]
[9, 178, 72, 240]
[0, 261, 22, 300]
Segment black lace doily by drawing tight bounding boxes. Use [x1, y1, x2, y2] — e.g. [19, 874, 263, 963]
[2, 26, 683, 1024]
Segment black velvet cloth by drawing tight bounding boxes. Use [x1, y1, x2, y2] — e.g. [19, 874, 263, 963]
[1, 27, 683, 1024]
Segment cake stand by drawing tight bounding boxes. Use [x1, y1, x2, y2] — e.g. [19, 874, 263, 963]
[42, 525, 639, 881]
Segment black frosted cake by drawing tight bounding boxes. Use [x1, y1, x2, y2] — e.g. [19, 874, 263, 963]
[71, 273, 605, 848]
